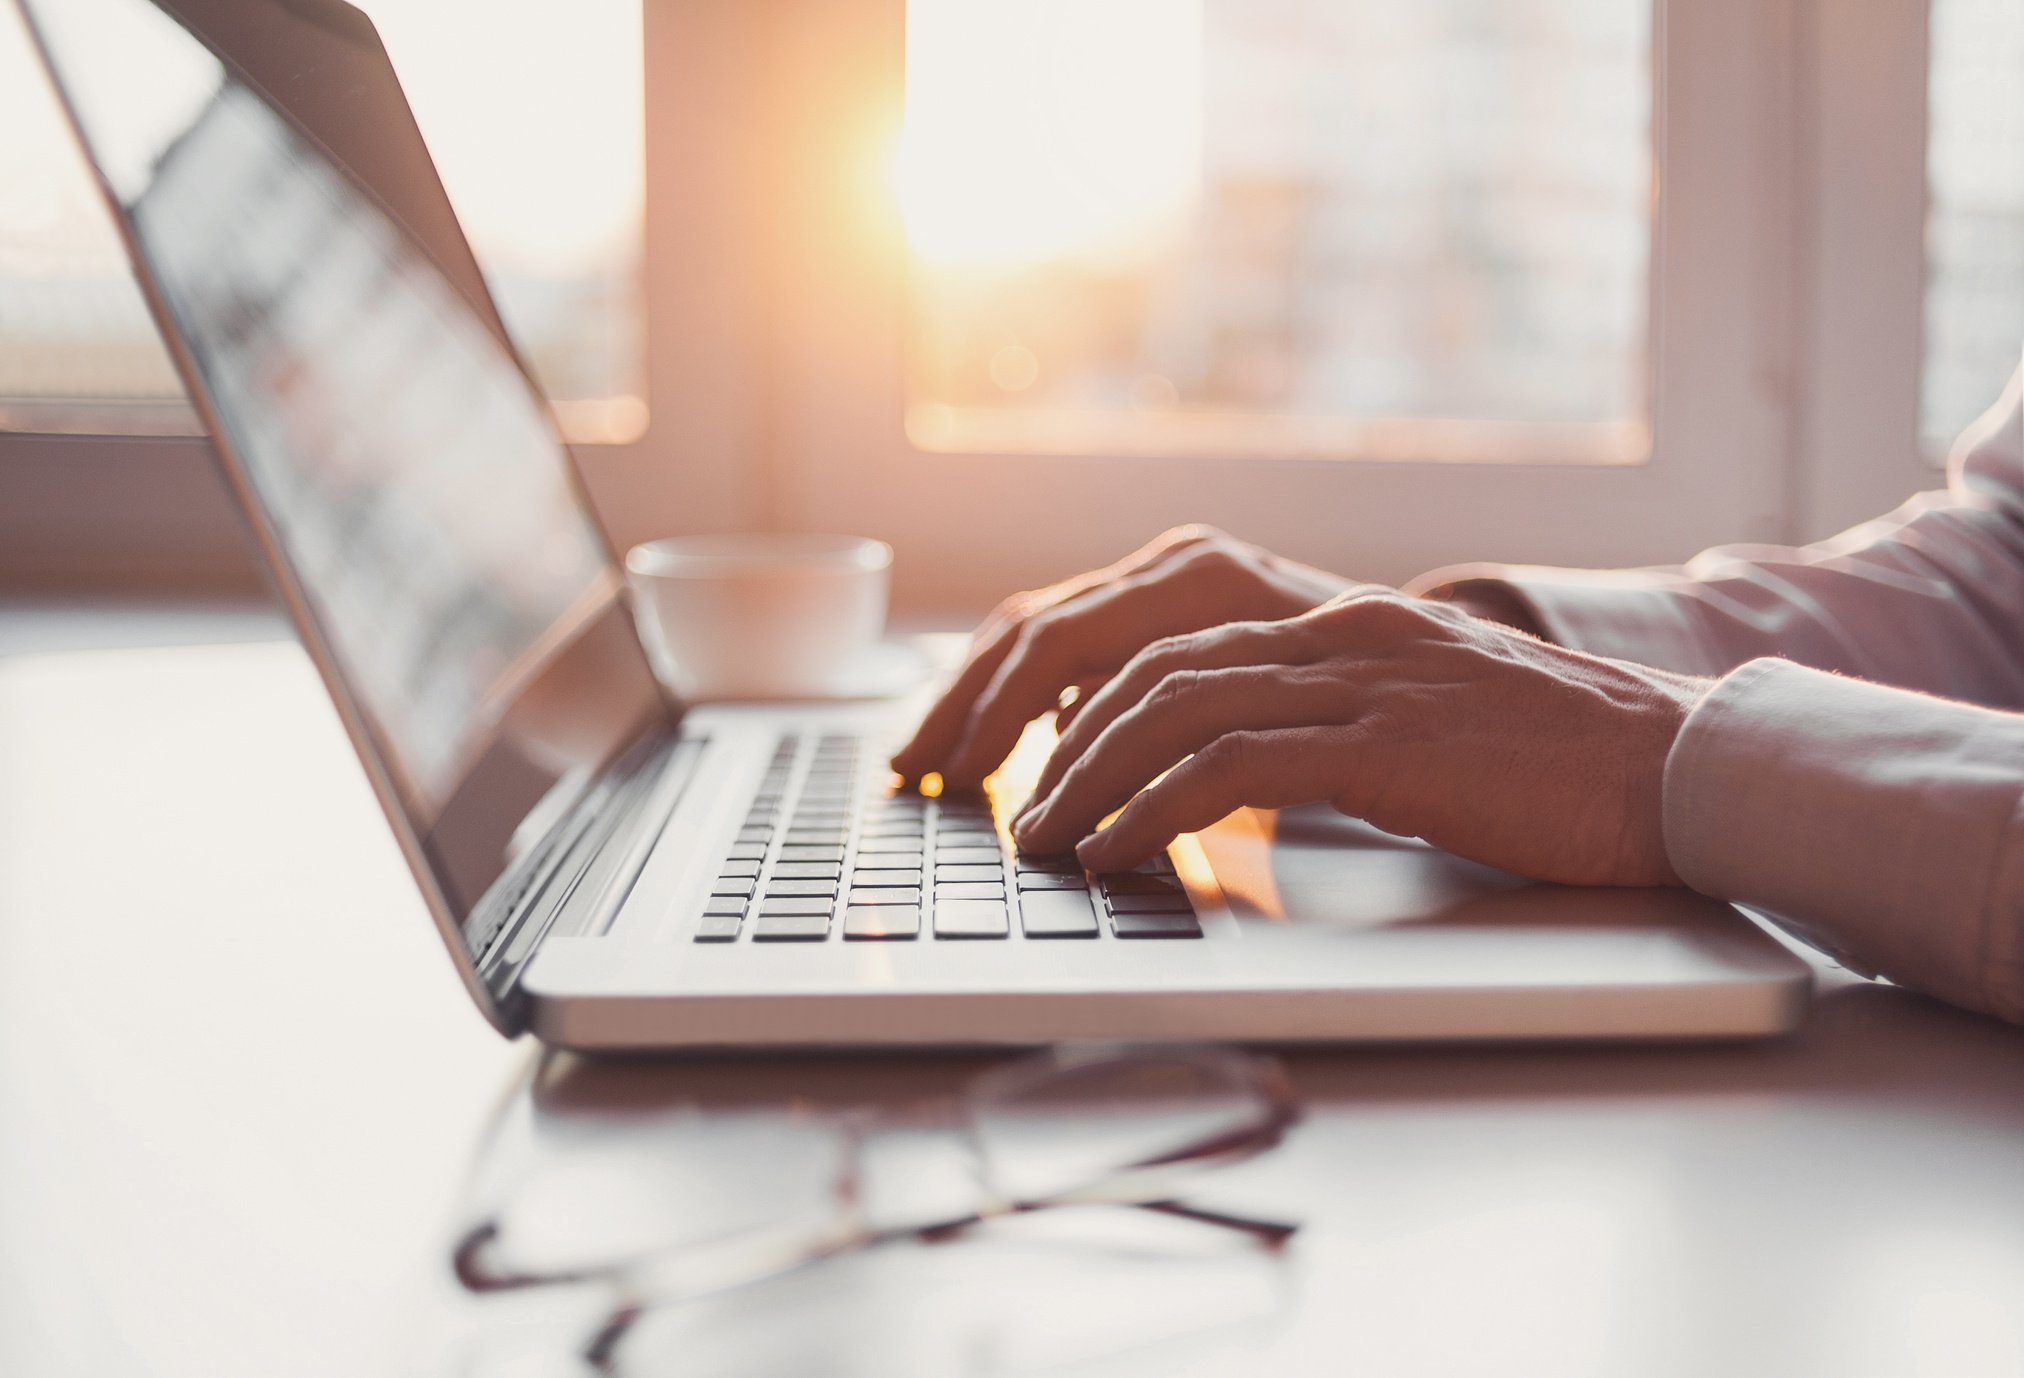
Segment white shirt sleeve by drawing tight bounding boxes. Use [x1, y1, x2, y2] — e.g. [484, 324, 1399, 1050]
[1406, 363, 2024, 1022]
[1666, 659, 2024, 1022]
[1409, 367, 2024, 706]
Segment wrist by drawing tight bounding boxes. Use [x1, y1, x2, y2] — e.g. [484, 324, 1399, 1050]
[1420, 579, 1547, 639]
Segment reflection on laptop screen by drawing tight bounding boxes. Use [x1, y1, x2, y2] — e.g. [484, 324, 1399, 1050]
[31, 0, 620, 823]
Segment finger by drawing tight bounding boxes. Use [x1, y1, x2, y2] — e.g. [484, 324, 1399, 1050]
[1024, 618, 1323, 806]
[889, 615, 1025, 779]
[890, 530, 1218, 778]
[942, 542, 1291, 788]
[1074, 725, 1373, 872]
[1014, 664, 1356, 854]
[938, 582, 1154, 789]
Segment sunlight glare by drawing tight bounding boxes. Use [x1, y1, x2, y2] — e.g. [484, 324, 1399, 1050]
[898, 0, 1203, 269]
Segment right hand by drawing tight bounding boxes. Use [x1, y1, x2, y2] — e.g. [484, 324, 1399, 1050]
[890, 526, 1352, 791]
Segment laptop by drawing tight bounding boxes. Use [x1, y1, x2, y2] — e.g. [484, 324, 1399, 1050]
[21, 0, 1812, 1048]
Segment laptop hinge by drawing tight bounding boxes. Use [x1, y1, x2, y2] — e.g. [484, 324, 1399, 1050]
[472, 729, 703, 1026]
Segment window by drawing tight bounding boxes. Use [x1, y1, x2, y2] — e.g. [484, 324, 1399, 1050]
[1922, 0, 2024, 452]
[0, 0, 186, 431]
[901, 0, 1654, 464]
[761, 0, 1788, 613]
[0, 0, 645, 441]
[13, 0, 2000, 610]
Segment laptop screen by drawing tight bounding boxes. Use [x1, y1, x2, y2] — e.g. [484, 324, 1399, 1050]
[22, 0, 671, 967]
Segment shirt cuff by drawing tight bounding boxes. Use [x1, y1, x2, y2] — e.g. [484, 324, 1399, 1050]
[1662, 658, 2024, 1021]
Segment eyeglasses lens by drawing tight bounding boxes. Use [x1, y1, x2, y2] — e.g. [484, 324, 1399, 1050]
[969, 1051, 1280, 1207]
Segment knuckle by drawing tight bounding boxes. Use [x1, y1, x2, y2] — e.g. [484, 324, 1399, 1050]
[1164, 522, 1223, 547]
[1129, 630, 1198, 678]
[1144, 667, 1203, 711]
[1327, 591, 1420, 637]
[1195, 729, 1262, 777]
[990, 592, 1031, 623]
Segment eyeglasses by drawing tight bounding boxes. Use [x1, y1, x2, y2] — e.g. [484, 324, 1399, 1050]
[451, 1043, 1302, 1373]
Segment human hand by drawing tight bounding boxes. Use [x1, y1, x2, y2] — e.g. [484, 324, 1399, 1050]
[1011, 592, 1711, 887]
[891, 526, 1351, 789]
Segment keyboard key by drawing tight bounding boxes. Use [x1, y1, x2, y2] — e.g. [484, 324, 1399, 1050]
[736, 827, 773, 845]
[934, 899, 1010, 939]
[764, 879, 838, 898]
[847, 886, 922, 907]
[726, 842, 768, 861]
[710, 877, 756, 898]
[1018, 890, 1100, 938]
[1098, 873, 1188, 898]
[759, 897, 834, 917]
[849, 869, 922, 888]
[718, 858, 762, 879]
[935, 881, 1007, 901]
[936, 847, 1004, 867]
[772, 860, 843, 880]
[858, 851, 925, 871]
[845, 906, 921, 940]
[935, 863, 1004, 884]
[778, 846, 845, 863]
[754, 912, 831, 941]
[1131, 854, 1177, 876]
[1111, 910, 1202, 939]
[702, 896, 747, 917]
[858, 836, 924, 855]
[861, 820, 925, 839]
[785, 829, 848, 846]
[694, 912, 742, 942]
[1015, 852, 1082, 874]
[1016, 871, 1090, 892]
[936, 817, 998, 837]
[1106, 892, 1194, 914]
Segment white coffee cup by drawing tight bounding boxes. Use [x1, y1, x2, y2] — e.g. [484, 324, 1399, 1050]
[624, 534, 893, 701]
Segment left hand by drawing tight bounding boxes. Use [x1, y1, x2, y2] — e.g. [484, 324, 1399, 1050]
[1010, 591, 1712, 887]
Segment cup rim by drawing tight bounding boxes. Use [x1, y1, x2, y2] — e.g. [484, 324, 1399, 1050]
[626, 533, 892, 578]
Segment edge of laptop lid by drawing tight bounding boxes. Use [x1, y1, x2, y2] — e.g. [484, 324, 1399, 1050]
[16, 0, 679, 1036]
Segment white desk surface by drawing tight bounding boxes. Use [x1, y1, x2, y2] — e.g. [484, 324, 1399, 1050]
[2, 605, 2021, 1378]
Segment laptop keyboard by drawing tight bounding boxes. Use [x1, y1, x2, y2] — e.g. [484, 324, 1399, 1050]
[693, 733, 1201, 943]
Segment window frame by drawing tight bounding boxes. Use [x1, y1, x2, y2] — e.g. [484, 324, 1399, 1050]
[1789, 0, 1941, 541]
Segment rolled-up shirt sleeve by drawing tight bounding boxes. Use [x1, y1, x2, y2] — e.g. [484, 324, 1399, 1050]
[1403, 363, 2024, 1022]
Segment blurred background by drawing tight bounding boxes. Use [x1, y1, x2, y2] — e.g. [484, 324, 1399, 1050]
[1, 0, 2019, 607]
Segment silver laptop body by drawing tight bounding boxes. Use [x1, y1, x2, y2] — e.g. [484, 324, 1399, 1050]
[23, 0, 1811, 1049]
